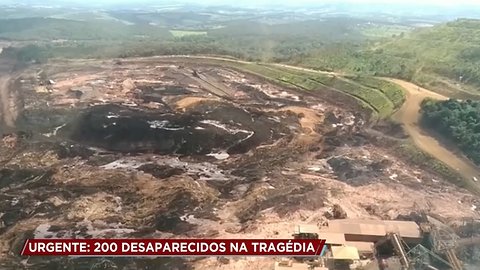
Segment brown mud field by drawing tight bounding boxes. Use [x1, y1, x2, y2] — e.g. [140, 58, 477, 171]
[0, 57, 479, 269]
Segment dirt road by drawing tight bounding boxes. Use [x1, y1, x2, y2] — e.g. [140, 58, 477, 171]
[164, 55, 480, 184]
[279, 61, 480, 183]
[270, 61, 480, 183]
[276, 64, 480, 183]
[389, 79, 480, 182]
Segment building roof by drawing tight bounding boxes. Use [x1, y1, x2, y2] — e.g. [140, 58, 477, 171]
[275, 263, 307, 270]
[322, 221, 387, 237]
[322, 219, 422, 239]
[331, 246, 360, 260]
[294, 224, 319, 234]
[383, 220, 422, 239]
[274, 262, 326, 270]
[344, 241, 375, 253]
[319, 232, 346, 245]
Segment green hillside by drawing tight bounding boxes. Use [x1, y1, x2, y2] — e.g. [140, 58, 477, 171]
[0, 18, 172, 41]
[380, 19, 480, 90]
[6, 14, 480, 99]
[299, 19, 480, 97]
[0, 16, 380, 62]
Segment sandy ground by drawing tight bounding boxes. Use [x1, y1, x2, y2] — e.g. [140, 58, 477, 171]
[176, 97, 219, 110]
[279, 106, 323, 134]
[53, 74, 101, 91]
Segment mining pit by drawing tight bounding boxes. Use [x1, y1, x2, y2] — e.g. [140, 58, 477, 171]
[0, 57, 479, 269]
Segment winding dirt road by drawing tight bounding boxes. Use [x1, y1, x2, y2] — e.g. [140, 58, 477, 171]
[277, 62, 480, 184]
[163, 56, 480, 184]
[389, 79, 480, 183]
[269, 61, 480, 183]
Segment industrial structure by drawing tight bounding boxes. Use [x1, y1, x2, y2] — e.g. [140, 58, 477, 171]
[275, 217, 480, 270]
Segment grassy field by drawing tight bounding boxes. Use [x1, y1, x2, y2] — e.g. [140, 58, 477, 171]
[262, 65, 398, 118]
[346, 75, 406, 108]
[325, 77, 394, 117]
[170, 30, 207, 37]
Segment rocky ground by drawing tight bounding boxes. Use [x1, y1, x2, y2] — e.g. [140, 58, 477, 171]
[0, 57, 479, 269]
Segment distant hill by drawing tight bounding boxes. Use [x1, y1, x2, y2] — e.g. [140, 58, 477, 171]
[4, 7, 480, 99]
[299, 19, 480, 97]
[381, 19, 480, 84]
[0, 17, 172, 41]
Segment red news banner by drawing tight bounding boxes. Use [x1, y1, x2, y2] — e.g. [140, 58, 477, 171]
[22, 239, 326, 257]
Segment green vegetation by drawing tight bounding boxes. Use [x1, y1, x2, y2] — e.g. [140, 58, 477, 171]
[2, 45, 47, 64]
[268, 67, 398, 117]
[346, 76, 406, 108]
[299, 19, 480, 96]
[213, 62, 399, 118]
[0, 18, 172, 41]
[0, 14, 410, 63]
[310, 74, 395, 117]
[360, 24, 412, 38]
[294, 43, 417, 80]
[5, 9, 480, 97]
[107, 10, 220, 29]
[170, 30, 207, 37]
[421, 99, 480, 165]
[0, 16, 374, 64]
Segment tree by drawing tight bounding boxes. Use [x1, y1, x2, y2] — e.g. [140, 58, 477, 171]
[421, 99, 480, 165]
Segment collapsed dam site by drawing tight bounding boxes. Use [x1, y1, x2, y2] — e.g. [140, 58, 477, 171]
[1, 56, 480, 270]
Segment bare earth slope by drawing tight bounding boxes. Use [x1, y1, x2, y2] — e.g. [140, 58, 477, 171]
[0, 56, 480, 269]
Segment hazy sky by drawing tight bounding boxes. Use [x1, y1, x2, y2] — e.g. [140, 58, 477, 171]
[324, 0, 479, 5]
[223, 0, 480, 4]
[25, 0, 480, 6]
[234, 0, 479, 7]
